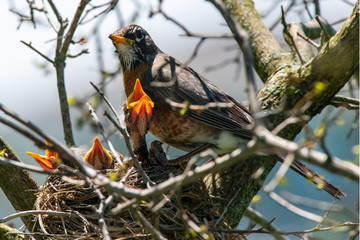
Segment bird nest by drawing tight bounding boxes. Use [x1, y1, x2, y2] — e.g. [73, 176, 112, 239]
[33, 163, 234, 239]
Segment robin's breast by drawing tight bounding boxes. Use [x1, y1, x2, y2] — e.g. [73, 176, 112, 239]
[149, 108, 216, 151]
[123, 64, 150, 97]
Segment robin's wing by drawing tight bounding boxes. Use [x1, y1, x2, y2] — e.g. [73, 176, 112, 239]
[145, 54, 254, 140]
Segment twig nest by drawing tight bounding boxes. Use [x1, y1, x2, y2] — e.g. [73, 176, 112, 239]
[33, 163, 234, 239]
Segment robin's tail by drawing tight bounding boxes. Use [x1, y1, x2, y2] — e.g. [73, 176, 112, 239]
[287, 159, 346, 198]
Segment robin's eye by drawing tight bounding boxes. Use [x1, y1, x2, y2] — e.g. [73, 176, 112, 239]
[135, 31, 144, 42]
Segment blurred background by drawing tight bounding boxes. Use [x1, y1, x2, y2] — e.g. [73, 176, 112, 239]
[0, 0, 358, 239]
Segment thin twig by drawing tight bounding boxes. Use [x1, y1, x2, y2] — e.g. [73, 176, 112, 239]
[0, 156, 77, 177]
[212, 221, 359, 236]
[244, 207, 286, 240]
[104, 112, 154, 186]
[89, 81, 122, 123]
[92, 181, 112, 240]
[264, 153, 295, 192]
[0, 210, 72, 223]
[67, 49, 89, 58]
[297, 32, 320, 48]
[20, 40, 54, 64]
[281, 6, 305, 64]
[86, 102, 124, 166]
[315, 15, 331, 41]
[89, 81, 152, 184]
[0, 103, 96, 176]
[209, 0, 261, 122]
[255, 126, 359, 180]
[79, 0, 119, 25]
[149, 2, 191, 36]
[130, 208, 167, 240]
[263, 187, 326, 223]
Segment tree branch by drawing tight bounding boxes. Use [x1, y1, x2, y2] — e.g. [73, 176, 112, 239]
[214, 0, 287, 81]
[0, 136, 38, 229]
[51, 0, 91, 146]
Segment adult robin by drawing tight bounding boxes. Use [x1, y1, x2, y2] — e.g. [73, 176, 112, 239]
[109, 24, 345, 197]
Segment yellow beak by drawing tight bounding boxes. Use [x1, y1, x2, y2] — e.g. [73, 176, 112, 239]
[108, 34, 128, 45]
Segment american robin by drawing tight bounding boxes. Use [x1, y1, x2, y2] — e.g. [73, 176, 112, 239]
[109, 24, 345, 197]
[28, 138, 114, 170]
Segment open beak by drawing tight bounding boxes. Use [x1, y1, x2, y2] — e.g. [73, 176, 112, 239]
[127, 79, 154, 117]
[26, 140, 60, 171]
[44, 140, 58, 158]
[108, 34, 128, 45]
[84, 137, 113, 170]
[26, 152, 59, 171]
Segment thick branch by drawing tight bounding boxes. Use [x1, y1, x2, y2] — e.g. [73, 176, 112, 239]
[217, 0, 288, 81]
[299, 4, 359, 116]
[0, 223, 24, 240]
[258, 2, 358, 123]
[0, 136, 38, 229]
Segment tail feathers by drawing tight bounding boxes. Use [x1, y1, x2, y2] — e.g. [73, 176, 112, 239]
[289, 160, 346, 198]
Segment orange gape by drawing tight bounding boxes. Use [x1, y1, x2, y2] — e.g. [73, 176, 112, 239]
[26, 140, 60, 170]
[127, 79, 154, 121]
[125, 79, 154, 152]
[84, 137, 113, 170]
[28, 138, 114, 171]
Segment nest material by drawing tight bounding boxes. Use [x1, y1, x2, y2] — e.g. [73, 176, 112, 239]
[33, 164, 235, 239]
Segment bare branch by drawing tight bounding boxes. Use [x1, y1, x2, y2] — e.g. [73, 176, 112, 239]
[331, 95, 360, 110]
[209, 0, 261, 120]
[89, 82, 153, 185]
[244, 207, 286, 240]
[59, 0, 90, 57]
[86, 102, 124, 167]
[212, 221, 359, 237]
[281, 7, 306, 64]
[0, 210, 72, 224]
[130, 208, 166, 240]
[20, 40, 54, 64]
[79, 0, 119, 24]
[67, 48, 89, 58]
[255, 126, 359, 180]
[149, 2, 191, 36]
[263, 187, 325, 223]
[0, 156, 76, 177]
[0, 103, 95, 175]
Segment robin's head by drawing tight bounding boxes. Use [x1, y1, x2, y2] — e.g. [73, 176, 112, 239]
[109, 25, 159, 70]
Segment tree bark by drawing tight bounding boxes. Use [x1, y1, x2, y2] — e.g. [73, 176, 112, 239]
[0, 223, 24, 240]
[0, 136, 38, 229]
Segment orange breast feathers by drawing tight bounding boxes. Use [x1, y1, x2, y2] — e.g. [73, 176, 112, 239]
[123, 64, 149, 97]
